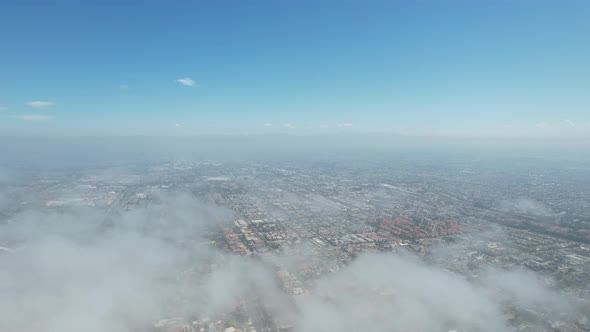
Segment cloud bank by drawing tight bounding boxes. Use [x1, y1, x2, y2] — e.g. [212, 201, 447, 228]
[0, 189, 581, 332]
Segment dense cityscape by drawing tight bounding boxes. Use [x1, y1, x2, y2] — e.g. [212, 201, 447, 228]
[2, 153, 589, 332]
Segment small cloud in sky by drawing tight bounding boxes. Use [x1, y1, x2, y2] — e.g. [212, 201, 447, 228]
[564, 119, 575, 127]
[175, 123, 180, 127]
[26, 101, 55, 108]
[534, 122, 548, 129]
[119, 84, 129, 90]
[263, 123, 273, 127]
[0, 106, 8, 111]
[284, 123, 296, 129]
[175, 78, 195, 86]
[337, 123, 353, 128]
[13, 114, 53, 121]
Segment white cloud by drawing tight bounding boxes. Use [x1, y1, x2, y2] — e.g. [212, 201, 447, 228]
[337, 123, 353, 128]
[13, 115, 53, 121]
[26, 101, 55, 108]
[119, 84, 129, 90]
[175, 123, 180, 127]
[522, 121, 590, 137]
[263, 123, 273, 127]
[0, 106, 7, 111]
[534, 122, 548, 129]
[284, 123, 296, 129]
[175, 78, 195, 86]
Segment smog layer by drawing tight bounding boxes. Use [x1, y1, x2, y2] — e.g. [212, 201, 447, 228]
[1, 146, 590, 332]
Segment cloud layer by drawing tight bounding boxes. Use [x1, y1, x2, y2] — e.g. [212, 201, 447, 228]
[0, 189, 581, 332]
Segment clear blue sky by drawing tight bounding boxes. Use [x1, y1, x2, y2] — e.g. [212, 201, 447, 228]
[0, 0, 589, 136]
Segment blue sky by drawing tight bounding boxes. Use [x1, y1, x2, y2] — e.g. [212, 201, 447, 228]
[0, 0, 589, 136]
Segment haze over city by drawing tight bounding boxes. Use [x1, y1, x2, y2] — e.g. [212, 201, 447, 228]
[1, 1, 590, 332]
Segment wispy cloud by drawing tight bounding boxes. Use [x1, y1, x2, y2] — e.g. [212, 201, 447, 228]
[119, 84, 129, 90]
[263, 123, 273, 127]
[337, 123, 353, 128]
[175, 78, 195, 87]
[564, 119, 575, 127]
[0, 106, 7, 111]
[13, 115, 53, 121]
[284, 123, 296, 129]
[26, 101, 55, 108]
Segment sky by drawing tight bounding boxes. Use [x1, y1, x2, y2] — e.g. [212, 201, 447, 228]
[0, 0, 589, 137]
